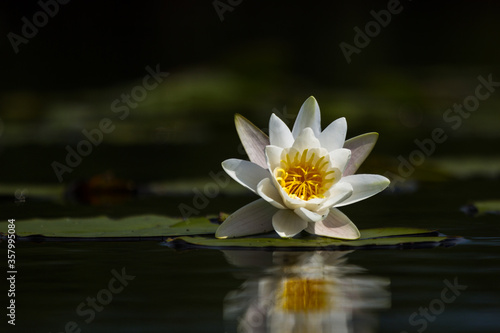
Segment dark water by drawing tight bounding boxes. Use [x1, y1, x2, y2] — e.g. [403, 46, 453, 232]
[3, 179, 500, 333]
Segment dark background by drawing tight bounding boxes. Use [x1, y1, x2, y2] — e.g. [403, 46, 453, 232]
[0, 0, 499, 186]
[1, 1, 500, 89]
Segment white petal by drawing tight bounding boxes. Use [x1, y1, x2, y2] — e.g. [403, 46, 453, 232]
[257, 178, 286, 209]
[343, 132, 378, 176]
[302, 196, 328, 212]
[292, 96, 321, 138]
[319, 117, 347, 152]
[272, 209, 308, 238]
[329, 148, 352, 173]
[271, 175, 305, 210]
[305, 208, 360, 239]
[215, 199, 277, 238]
[269, 114, 294, 148]
[334, 174, 390, 207]
[293, 207, 329, 223]
[222, 159, 270, 194]
[265, 145, 283, 171]
[318, 182, 353, 211]
[291, 127, 321, 152]
[235, 114, 270, 169]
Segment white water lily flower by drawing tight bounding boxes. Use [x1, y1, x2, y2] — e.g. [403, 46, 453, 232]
[216, 96, 390, 239]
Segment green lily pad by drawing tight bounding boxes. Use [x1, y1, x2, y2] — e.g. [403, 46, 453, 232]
[0, 216, 462, 249]
[0, 215, 218, 239]
[166, 228, 463, 250]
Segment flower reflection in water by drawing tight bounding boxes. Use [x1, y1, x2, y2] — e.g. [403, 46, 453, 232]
[223, 251, 389, 333]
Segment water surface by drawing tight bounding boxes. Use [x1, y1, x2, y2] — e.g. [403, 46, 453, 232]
[5, 179, 500, 332]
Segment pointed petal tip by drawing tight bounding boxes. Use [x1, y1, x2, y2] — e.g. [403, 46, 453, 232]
[215, 233, 228, 239]
[339, 117, 347, 128]
[377, 175, 391, 187]
[221, 159, 230, 169]
[335, 174, 391, 207]
[364, 131, 379, 141]
[215, 225, 226, 239]
[234, 113, 250, 122]
[233, 114, 270, 169]
[221, 158, 237, 171]
[234, 113, 244, 126]
[269, 113, 294, 148]
[302, 96, 319, 108]
[221, 159, 271, 194]
[301, 127, 314, 135]
[318, 224, 361, 240]
[293, 96, 321, 138]
[343, 227, 361, 240]
[382, 176, 391, 187]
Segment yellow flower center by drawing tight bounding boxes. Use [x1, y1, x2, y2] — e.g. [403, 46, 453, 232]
[275, 149, 335, 201]
[279, 278, 331, 312]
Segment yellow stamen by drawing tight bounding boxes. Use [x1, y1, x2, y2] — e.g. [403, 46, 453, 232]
[276, 150, 334, 201]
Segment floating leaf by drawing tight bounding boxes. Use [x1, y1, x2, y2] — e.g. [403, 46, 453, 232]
[0, 217, 463, 250]
[461, 200, 500, 216]
[0, 215, 218, 239]
[431, 157, 500, 179]
[166, 228, 463, 250]
[0, 184, 65, 202]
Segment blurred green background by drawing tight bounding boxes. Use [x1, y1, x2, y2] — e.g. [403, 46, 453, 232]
[0, 0, 499, 210]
